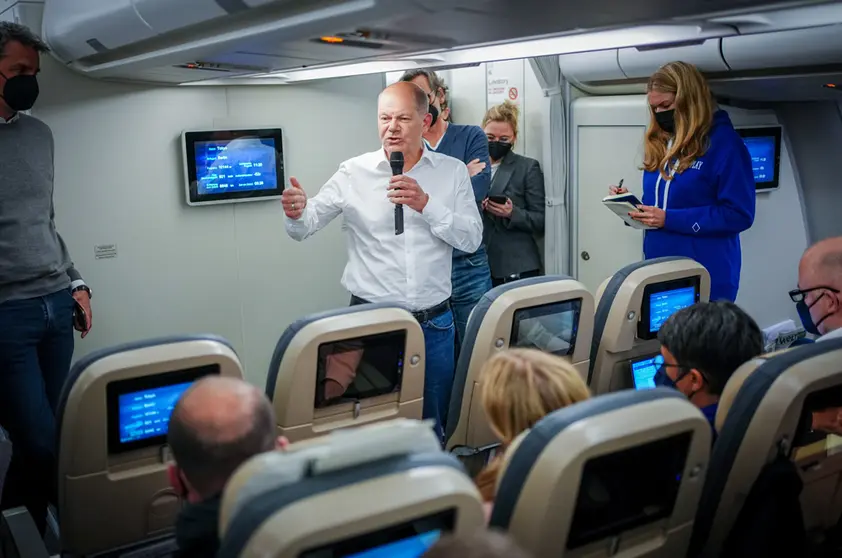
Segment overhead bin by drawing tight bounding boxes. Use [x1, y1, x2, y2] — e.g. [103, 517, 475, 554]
[721, 24, 842, 71]
[559, 50, 625, 82]
[617, 38, 728, 79]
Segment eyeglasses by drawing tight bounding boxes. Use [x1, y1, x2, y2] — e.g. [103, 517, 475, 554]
[789, 286, 840, 303]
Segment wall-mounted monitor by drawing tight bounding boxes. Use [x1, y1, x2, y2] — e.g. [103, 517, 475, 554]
[736, 126, 782, 192]
[182, 128, 285, 206]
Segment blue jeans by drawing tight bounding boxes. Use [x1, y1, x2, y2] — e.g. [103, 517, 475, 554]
[451, 247, 493, 352]
[419, 309, 457, 442]
[0, 288, 75, 533]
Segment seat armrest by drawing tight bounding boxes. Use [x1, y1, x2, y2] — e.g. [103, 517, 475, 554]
[1, 507, 51, 558]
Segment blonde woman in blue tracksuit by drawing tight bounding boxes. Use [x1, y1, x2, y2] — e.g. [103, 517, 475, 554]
[611, 61, 756, 302]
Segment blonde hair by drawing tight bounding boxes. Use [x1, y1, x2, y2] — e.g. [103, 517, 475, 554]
[643, 61, 715, 180]
[474, 349, 591, 502]
[482, 100, 519, 139]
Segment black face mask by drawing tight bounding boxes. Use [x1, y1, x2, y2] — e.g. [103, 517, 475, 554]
[0, 71, 39, 112]
[654, 109, 675, 134]
[797, 292, 833, 336]
[488, 141, 512, 161]
[428, 102, 439, 127]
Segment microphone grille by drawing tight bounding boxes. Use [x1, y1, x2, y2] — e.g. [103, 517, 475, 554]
[390, 151, 404, 163]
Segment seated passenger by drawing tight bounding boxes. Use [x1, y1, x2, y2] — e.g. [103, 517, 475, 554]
[474, 349, 590, 505]
[792, 236, 842, 342]
[423, 529, 532, 558]
[167, 376, 288, 558]
[655, 301, 763, 439]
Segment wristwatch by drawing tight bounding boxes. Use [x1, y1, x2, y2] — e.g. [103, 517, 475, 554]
[72, 285, 92, 299]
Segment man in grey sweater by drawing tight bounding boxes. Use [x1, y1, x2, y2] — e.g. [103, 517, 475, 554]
[0, 22, 93, 533]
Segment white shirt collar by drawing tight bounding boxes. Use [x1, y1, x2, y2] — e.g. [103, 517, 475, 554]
[818, 327, 842, 342]
[0, 112, 20, 125]
[375, 145, 439, 171]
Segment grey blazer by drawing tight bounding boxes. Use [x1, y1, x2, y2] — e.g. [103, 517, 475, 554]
[483, 151, 546, 278]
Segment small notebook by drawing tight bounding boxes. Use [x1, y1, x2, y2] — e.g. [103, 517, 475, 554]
[602, 193, 655, 230]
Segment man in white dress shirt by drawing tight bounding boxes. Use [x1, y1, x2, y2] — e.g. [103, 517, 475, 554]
[282, 81, 483, 439]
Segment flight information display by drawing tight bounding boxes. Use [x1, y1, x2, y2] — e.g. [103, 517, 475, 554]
[117, 382, 192, 444]
[194, 138, 278, 195]
[649, 286, 696, 333]
[183, 128, 285, 206]
[631, 354, 664, 390]
[742, 135, 776, 184]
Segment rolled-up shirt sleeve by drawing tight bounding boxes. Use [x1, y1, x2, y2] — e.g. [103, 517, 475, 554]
[420, 163, 482, 253]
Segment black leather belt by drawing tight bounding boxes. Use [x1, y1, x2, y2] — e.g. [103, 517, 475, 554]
[350, 295, 450, 323]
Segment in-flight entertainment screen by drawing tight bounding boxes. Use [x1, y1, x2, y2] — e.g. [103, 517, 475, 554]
[737, 126, 782, 191]
[630, 353, 664, 390]
[106, 364, 219, 454]
[298, 509, 453, 558]
[183, 128, 285, 206]
[637, 277, 701, 340]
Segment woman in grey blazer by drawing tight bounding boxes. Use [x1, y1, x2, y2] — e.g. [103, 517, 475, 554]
[481, 101, 546, 287]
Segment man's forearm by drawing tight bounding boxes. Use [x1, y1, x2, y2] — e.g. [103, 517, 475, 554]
[67, 266, 87, 289]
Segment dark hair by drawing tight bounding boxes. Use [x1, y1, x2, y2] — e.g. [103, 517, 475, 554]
[423, 530, 532, 558]
[658, 301, 764, 395]
[399, 68, 449, 112]
[0, 22, 49, 57]
[167, 391, 276, 496]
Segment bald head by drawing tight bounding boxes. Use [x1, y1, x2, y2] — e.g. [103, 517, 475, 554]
[381, 81, 429, 116]
[798, 236, 842, 336]
[168, 376, 277, 498]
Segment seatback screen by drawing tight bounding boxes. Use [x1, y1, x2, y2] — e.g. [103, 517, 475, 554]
[567, 432, 692, 549]
[106, 364, 219, 454]
[510, 299, 582, 357]
[299, 508, 453, 557]
[315, 331, 406, 408]
[630, 354, 664, 390]
[183, 128, 285, 206]
[737, 126, 782, 191]
[638, 277, 700, 340]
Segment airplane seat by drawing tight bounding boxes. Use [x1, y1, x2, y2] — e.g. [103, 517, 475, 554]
[265, 304, 426, 443]
[690, 337, 842, 558]
[56, 334, 244, 557]
[589, 256, 710, 395]
[489, 388, 711, 557]
[445, 275, 595, 454]
[217, 419, 484, 558]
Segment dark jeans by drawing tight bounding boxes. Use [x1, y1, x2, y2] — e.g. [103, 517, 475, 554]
[451, 247, 492, 354]
[491, 268, 542, 288]
[350, 296, 456, 442]
[0, 288, 75, 534]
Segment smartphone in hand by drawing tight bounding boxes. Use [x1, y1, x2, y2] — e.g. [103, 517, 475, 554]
[487, 195, 508, 204]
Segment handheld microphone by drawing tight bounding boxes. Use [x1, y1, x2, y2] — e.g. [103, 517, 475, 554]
[390, 151, 405, 235]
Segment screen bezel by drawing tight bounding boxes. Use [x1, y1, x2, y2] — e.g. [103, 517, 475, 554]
[297, 507, 455, 557]
[509, 298, 583, 357]
[106, 364, 220, 455]
[628, 353, 663, 391]
[736, 126, 782, 192]
[566, 431, 693, 549]
[182, 128, 285, 206]
[637, 277, 701, 341]
[314, 330, 407, 408]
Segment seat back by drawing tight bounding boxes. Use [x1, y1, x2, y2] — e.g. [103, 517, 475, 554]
[57, 335, 243, 556]
[589, 257, 710, 394]
[0, 424, 10, 506]
[490, 389, 711, 557]
[445, 275, 594, 451]
[266, 304, 425, 442]
[218, 419, 484, 558]
[693, 337, 842, 557]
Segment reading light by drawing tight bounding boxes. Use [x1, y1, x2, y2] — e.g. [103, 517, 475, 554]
[824, 83, 838, 89]
[319, 36, 344, 44]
